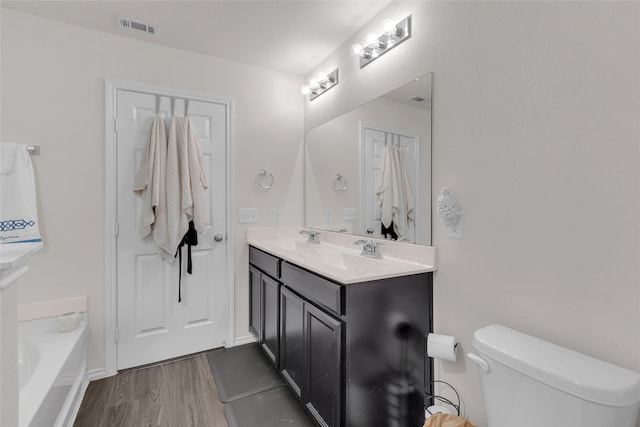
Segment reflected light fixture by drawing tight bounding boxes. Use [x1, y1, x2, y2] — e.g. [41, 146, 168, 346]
[351, 15, 412, 68]
[301, 68, 339, 101]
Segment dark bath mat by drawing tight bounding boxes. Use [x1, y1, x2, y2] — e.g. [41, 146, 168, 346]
[206, 343, 284, 403]
[223, 386, 315, 427]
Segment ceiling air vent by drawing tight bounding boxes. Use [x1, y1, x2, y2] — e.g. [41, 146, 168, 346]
[118, 16, 157, 35]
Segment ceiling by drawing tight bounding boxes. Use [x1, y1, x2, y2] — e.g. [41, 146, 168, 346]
[1, 0, 392, 76]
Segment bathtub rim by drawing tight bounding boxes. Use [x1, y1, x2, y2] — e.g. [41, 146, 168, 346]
[18, 313, 87, 427]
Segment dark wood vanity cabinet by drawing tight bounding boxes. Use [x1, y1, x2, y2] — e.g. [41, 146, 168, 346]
[304, 301, 343, 427]
[280, 285, 343, 427]
[249, 246, 433, 427]
[280, 287, 306, 397]
[248, 247, 281, 367]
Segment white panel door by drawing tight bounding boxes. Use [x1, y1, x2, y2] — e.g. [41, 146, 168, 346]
[362, 124, 418, 242]
[115, 89, 228, 369]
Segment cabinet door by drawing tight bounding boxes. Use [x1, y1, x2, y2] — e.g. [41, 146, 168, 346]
[280, 287, 306, 399]
[248, 265, 262, 341]
[261, 274, 280, 367]
[305, 303, 343, 427]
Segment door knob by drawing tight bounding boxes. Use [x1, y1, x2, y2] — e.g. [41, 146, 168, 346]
[214, 234, 224, 242]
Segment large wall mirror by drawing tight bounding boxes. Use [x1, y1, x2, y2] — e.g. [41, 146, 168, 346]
[304, 72, 432, 246]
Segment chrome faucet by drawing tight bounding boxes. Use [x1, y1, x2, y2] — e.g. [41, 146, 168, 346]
[300, 230, 321, 244]
[354, 240, 383, 258]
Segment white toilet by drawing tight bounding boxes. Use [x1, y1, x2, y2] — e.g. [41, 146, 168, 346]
[467, 324, 640, 427]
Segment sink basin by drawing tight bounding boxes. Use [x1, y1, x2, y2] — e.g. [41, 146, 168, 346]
[299, 249, 389, 272]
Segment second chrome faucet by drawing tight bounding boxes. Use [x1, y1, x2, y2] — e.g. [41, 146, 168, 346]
[300, 230, 321, 244]
[354, 240, 383, 258]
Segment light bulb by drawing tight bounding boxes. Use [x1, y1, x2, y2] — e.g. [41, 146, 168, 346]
[308, 78, 319, 89]
[317, 72, 328, 84]
[366, 33, 379, 47]
[382, 19, 396, 34]
[301, 86, 311, 96]
[351, 43, 364, 57]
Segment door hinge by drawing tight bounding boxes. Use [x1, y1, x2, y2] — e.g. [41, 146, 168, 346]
[115, 223, 119, 237]
[114, 118, 118, 133]
[114, 328, 119, 343]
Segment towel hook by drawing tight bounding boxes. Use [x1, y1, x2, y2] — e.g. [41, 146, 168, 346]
[333, 173, 347, 192]
[255, 170, 274, 190]
[155, 95, 161, 114]
[185, 99, 190, 117]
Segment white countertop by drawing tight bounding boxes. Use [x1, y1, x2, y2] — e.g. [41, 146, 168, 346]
[247, 227, 436, 284]
[0, 242, 43, 290]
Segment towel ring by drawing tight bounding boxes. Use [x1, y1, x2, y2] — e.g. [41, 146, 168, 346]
[255, 170, 274, 190]
[333, 174, 347, 192]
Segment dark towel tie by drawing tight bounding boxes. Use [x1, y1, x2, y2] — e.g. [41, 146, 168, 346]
[175, 221, 198, 302]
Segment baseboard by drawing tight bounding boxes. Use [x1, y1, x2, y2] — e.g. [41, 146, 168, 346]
[86, 368, 109, 382]
[232, 334, 257, 347]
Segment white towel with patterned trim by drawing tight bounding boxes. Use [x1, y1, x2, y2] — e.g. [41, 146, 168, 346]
[0, 142, 42, 244]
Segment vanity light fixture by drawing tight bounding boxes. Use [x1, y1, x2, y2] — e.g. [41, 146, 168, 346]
[301, 68, 339, 101]
[350, 15, 412, 68]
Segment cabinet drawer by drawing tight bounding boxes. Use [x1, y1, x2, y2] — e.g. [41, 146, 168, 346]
[249, 246, 281, 279]
[281, 262, 343, 316]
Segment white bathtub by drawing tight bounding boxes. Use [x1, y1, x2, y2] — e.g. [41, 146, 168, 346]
[18, 315, 87, 427]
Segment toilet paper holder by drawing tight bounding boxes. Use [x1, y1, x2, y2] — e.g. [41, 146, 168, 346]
[424, 380, 461, 417]
[426, 333, 459, 362]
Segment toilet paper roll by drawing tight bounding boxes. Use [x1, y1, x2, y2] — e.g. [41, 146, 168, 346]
[427, 333, 458, 362]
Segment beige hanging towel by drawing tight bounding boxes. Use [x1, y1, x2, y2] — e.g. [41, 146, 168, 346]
[133, 114, 172, 258]
[376, 144, 395, 229]
[166, 116, 209, 261]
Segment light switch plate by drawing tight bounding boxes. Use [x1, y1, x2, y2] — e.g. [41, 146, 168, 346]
[239, 208, 259, 224]
[343, 208, 358, 221]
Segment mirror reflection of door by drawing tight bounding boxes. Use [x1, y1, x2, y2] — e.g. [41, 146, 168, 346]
[362, 123, 418, 243]
[304, 72, 432, 245]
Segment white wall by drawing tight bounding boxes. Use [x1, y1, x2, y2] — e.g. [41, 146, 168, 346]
[305, 2, 640, 425]
[1, 9, 304, 371]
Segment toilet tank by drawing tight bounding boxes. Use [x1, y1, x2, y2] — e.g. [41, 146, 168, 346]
[469, 324, 640, 427]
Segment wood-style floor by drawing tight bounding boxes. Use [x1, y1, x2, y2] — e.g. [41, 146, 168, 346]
[73, 353, 228, 427]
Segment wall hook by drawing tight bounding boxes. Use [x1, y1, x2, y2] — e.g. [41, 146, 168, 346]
[255, 170, 274, 190]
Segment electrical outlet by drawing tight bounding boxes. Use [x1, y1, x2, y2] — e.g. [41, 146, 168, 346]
[239, 208, 259, 224]
[325, 208, 334, 223]
[343, 208, 358, 221]
[272, 208, 281, 224]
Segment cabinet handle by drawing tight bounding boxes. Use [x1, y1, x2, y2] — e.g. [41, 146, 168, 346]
[214, 234, 224, 242]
